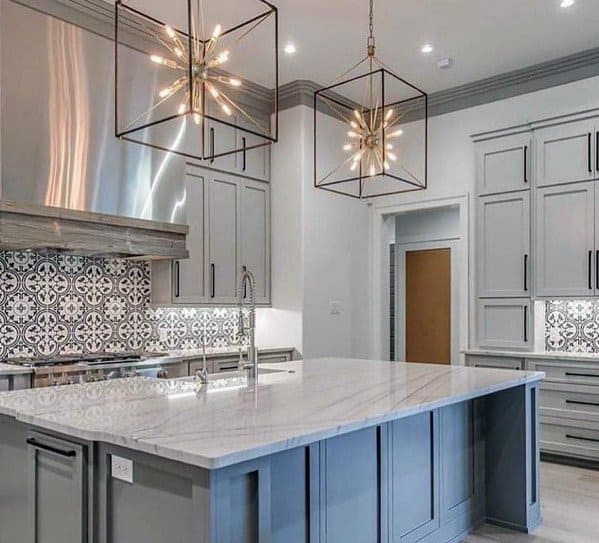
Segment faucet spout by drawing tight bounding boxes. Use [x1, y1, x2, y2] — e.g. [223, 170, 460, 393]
[238, 267, 258, 379]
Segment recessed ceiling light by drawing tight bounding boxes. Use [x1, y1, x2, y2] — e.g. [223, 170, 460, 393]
[421, 44, 434, 54]
[284, 43, 297, 55]
[560, 0, 575, 7]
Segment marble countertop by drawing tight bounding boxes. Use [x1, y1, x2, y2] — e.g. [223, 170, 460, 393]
[0, 363, 34, 376]
[464, 349, 599, 363]
[0, 358, 543, 470]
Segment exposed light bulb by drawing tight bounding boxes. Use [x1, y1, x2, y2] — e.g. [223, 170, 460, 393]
[369, 164, 376, 177]
[209, 86, 219, 98]
[213, 24, 222, 38]
[165, 25, 176, 39]
[284, 43, 297, 55]
[221, 103, 233, 116]
[387, 151, 397, 161]
[560, 0, 575, 7]
[178, 103, 187, 115]
[388, 129, 404, 138]
[159, 87, 173, 98]
[351, 161, 358, 171]
[385, 109, 394, 121]
[150, 55, 164, 65]
[384, 161, 390, 170]
[347, 131, 360, 138]
[350, 121, 359, 129]
[194, 113, 201, 125]
[343, 144, 353, 151]
[386, 143, 393, 150]
[421, 44, 434, 54]
[174, 47, 184, 58]
[216, 50, 230, 64]
[228, 78, 242, 87]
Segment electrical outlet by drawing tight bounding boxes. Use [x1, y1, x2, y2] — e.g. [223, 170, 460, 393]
[111, 455, 133, 484]
[329, 300, 341, 315]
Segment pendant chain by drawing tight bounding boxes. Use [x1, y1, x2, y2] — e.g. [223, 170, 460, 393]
[367, 0, 376, 58]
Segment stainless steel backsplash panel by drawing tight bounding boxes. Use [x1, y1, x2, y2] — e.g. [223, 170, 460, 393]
[0, 0, 187, 224]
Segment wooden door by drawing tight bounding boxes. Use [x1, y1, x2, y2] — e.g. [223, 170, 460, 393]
[535, 182, 595, 297]
[476, 133, 531, 195]
[405, 248, 451, 364]
[477, 192, 530, 298]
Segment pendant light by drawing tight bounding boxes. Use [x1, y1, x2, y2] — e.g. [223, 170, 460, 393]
[115, 0, 278, 162]
[314, 0, 428, 199]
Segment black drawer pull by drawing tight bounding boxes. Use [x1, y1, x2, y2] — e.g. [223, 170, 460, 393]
[523, 145, 528, 183]
[26, 438, 76, 458]
[565, 372, 599, 379]
[523, 254, 528, 292]
[210, 127, 215, 163]
[523, 306, 528, 343]
[589, 250, 593, 290]
[242, 137, 247, 172]
[175, 261, 180, 298]
[588, 133, 593, 173]
[566, 434, 599, 444]
[211, 263, 216, 298]
[566, 399, 599, 407]
[596, 131, 599, 172]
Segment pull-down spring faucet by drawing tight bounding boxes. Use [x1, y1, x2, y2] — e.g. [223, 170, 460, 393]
[238, 266, 258, 379]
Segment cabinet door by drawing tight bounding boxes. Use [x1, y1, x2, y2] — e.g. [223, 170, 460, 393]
[206, 104, 237, 172]
[476, 133, 531, 195]
[535, 120, 596, 187]
[174, 172, 206, 303]
[27, 431, 87, 543]
[478, 299, 531, 349]
[236, 111, 271, 181]
[478, 192, 530, 297]
[240, 180, 271, 304]
[207, 174, 239, 302]
[536, 182, 595, 297]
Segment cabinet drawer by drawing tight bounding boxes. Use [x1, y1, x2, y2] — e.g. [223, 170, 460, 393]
[527, 359, 599, 386]
[477, 299, 531, 349]
[466, 355, 524, 370]
[540, 384, 599, 422]
[189, 359, 214, 375]
[213, 358, 241, 373]
[259, 352, 293, 364]
[541, 417, 599, 460]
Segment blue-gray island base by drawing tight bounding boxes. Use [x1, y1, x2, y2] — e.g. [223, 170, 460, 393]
[0, 358, 544, 543]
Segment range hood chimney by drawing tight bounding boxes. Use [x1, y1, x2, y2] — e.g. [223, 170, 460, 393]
[0, 201, 188, 260]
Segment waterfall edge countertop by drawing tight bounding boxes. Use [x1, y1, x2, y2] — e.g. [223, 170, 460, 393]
[0, 358, 544, 469]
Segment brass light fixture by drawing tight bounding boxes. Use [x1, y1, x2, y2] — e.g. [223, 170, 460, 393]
[115, 0, 278, 161]
[314, 0, 428, 199]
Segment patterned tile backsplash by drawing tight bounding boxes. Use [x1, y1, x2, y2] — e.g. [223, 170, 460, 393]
[545, 300, 599, 353]
[0, 250, 246, 359]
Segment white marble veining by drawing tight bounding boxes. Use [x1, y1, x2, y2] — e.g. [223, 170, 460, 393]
[464, 349, 599, 363]
[0, 363, 33, 376]
[0, 358, 543, 469]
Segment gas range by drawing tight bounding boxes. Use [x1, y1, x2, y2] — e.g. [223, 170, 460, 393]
[3, 352, 179, 388]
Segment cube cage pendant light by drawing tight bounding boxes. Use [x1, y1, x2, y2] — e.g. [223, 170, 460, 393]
[115, 0, 278, 161]
[314, 0, 428, 199]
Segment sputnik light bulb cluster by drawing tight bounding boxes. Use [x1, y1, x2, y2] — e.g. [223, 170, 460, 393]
[150, 21, 240, 124]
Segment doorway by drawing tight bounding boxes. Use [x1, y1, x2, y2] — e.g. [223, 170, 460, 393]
[405, 248, 451, 364]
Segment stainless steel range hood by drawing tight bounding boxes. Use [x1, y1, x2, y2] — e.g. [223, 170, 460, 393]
[0, 201, 188, 260]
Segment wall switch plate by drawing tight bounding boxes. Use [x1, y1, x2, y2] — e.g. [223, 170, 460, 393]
[329, 300, 341, 315]
[111, 455, 133, 484]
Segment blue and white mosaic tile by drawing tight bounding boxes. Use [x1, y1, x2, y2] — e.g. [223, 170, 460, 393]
[0, 251, 245, 359]
[545, 300, 599, 353]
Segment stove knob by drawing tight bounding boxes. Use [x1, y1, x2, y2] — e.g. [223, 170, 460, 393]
[157, 370, 168, 379]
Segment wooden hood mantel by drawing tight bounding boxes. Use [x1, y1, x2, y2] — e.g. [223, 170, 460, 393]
[0, 201, 189, 260]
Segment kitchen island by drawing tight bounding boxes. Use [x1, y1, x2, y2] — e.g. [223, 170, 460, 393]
[0, 358, 543, 543]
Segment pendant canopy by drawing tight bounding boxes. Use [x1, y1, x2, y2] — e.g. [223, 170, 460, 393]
[314, 0, 428, 199]
[115, 0, 278, 162]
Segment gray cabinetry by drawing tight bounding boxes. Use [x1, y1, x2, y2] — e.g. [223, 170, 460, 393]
[476, 133, 531, 195]
[466, 354, 525, 370]
[235, 112, 271, 182]
[478, 192, 530, 298]
[27, 431, 88, 543]
[478, 299, 531, 350]
[207, 174, 240, 302]
[535, 119, 597, 187]
[535, 182, 595, 297]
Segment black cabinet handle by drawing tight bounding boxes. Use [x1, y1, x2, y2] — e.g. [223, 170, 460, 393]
[596, 132, 599, 172]
[523, 306, 528, 343]
[523, 254, 528, 292]
[565, 372, 599, 379]
[589, 133, 593, 173]
[596, 250, 599, 291]
[211, 263, 215, 298]
[242, 137, 247, 172]
[589, 250, 593, 290]
[566, 399, 599, 407]
[26, 438, 76, 458]
[523, 145, 528, 183]
[210, 128, 215, 163]
[566, 434, 599, 444]
[174, 261, 180, 298]
[242, 265, 247, 298]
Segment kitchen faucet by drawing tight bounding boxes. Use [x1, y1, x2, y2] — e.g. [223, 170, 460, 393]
[238, 266, 258, 379]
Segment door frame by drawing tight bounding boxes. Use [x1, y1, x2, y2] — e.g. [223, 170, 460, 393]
[368, 194, 470, 364]
[396, 241, 459, 364]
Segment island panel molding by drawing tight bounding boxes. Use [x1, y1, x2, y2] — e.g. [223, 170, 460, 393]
[0, 250, 248, 359]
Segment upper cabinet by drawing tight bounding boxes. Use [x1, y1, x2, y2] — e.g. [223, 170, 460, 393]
[476, 133, 531, 195]
[477, 192, 530, 298]
[152, 168, 271, 306]
[535, 119, 598, 187]
[535, 182, 596, 297]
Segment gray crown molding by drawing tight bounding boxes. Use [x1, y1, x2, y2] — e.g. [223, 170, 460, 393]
[9, 0, 599, 120]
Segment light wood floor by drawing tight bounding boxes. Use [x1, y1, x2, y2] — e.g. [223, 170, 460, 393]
[463, 461, 599, 543]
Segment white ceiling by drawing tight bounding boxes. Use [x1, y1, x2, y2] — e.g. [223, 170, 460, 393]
[116, 0, 599, 92]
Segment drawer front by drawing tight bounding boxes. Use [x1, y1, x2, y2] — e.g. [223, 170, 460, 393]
[527, 359, 599, 385]
[540, 387, 599, 421]
[189, 359, 214, 375]
[213, 357, 241, 373]
[258, 352, 293, 364]
[541, 419, 599, 460]
[466, 355, 524, 370]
